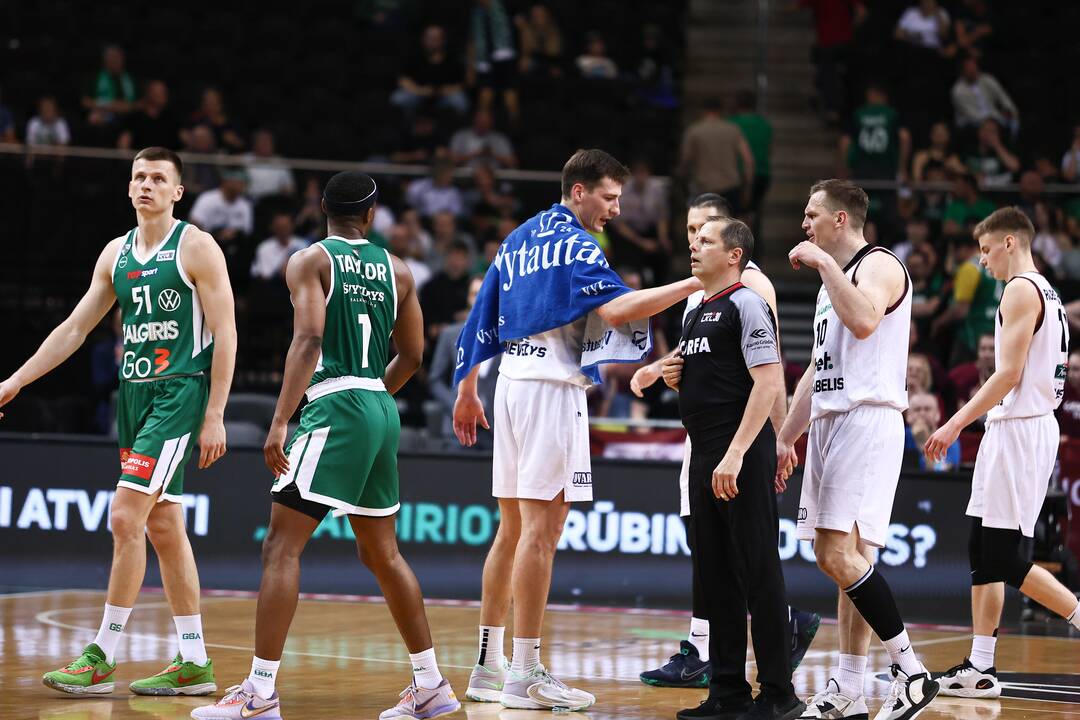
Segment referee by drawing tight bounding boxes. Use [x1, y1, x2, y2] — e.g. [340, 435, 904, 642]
[665, 218, 803, 720]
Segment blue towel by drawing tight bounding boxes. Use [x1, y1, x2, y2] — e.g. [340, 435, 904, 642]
[454, 204, 651, 385]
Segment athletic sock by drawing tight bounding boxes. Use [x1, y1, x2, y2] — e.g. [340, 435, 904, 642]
[510, 637, 541, 676]
[173, 614, 208, 665]
[844, 567, 905, 645]
[969, 633, 997, 671]
[688, 617, 710, 661]
[92, 604, 133, 664]
[248, 656, 280, 700]
[477, 625, 505, 668]
[1067, 601, 1080, 631]
[410, 648, 443, 690]
[882, 630, 925, 677]
[836, 654, 867, 699]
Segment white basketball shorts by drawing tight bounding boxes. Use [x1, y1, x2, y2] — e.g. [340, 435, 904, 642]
[797, 404, 904, 548]
[968, 414, 1058, 537]
[492, 375, 593, 502]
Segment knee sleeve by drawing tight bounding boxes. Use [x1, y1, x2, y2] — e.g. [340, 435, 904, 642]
[971, 521, 1032, 588]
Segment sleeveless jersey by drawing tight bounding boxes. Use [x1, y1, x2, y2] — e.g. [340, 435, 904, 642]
[810, 246, 912, 421]
[988, 272, 1069, 421]
[111, 220, 213, 381]
[306, 236, 398, 402]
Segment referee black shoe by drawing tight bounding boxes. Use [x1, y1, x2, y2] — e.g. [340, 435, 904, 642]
[737, 695, 807, 720]
[676, 695, 752, 720]
[641, 640, 711, 688]
[790, 607, 821, 671]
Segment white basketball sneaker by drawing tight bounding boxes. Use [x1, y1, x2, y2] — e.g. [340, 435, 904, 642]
[465, 660, 507, 702]
[800, 678, 869, 719]
[499, 664, 594, 711]
[937, 658, 1001, 699]
[873, 665, 939, 720]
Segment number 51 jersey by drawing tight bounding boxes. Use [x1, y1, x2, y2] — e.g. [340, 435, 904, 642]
[111, 220, 213, 381]
[809, 245, 912, 422]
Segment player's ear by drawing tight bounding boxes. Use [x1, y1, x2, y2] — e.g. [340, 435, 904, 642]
[173, 184, 184, 203]
[366, 206, 375, 225]
[836, 210, 847, 228]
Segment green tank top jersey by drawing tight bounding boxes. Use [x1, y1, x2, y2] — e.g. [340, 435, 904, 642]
[960, 261, 1004, 351]
[307, 236, 398, 397]
[111, 220, 213, 381]
[848, 103, 900, 179]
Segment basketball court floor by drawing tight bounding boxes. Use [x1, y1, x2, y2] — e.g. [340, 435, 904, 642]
[4, 589, 1078, 719]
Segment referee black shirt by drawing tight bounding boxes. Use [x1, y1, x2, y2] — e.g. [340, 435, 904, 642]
[678, 282, 780, 443]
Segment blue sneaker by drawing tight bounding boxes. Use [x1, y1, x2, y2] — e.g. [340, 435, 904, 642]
[789, 608, 821, 671]
[640, 640, 711, 688]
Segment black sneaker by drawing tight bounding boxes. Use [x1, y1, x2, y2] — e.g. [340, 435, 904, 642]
[789, 608, 821, 671]
[641, 640, 711, 688]
[676, 695, 753, 720]
[876, 665, 939, 720]
[737, 695, 807, 720]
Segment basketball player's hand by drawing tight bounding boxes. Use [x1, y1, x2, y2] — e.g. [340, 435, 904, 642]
[924, 420, 960, 463]
[264, 421, 290, 476]
[661, 352, 683, 391]
[775, 440, 798, 491]
[198, 416, 227, 469]
[0, 378, 20, 420]
[789, 241, 831, 271]
[630, 362, 662, 397]
[713, 452, 741, 501]
[453, 392, 489, 447]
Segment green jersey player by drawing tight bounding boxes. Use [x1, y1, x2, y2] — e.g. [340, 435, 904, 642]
[0, 147, 236, 697]
[194, 172, 459, 720]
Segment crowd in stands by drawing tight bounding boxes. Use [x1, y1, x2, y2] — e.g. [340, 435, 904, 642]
[4, 1, 1080, 467]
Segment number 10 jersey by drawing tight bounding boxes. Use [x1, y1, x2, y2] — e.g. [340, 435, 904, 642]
[809, 245, 912, 422]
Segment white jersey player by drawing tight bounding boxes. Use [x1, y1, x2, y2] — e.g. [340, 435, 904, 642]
[633, 194, 820, 690]
[926, 208, 1080, 699]
[776, 180, 938, 720]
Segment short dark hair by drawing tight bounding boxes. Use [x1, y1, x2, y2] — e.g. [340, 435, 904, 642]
[323, 171, 378, 219]
[560, 149, 630, 199]
[704, 216, 754, 270]
[809, 179, 869, 230]
[688, 192, 731, 217]
[448, 239, 471, 255]
[133, 146, 183, 181]
[972, 206, 1035, 247]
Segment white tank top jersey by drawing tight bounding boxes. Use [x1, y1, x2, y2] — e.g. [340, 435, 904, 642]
[498, 314, 591, 387]
[810, 246, 912, 421]
[988, 272, 1069, 421]
[683, 260, 761, 321]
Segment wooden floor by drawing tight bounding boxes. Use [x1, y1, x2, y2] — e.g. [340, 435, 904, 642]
[4, 590, 1079, 720]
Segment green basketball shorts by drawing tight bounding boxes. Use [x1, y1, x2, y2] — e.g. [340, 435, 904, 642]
[271, 388, 400, 518]
[116, 374, 208, 503]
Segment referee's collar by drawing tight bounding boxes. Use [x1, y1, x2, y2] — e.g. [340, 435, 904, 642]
[703, 281, 744, 304]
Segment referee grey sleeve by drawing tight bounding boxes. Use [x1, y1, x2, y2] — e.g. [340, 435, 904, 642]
[736, 293, 780, 368]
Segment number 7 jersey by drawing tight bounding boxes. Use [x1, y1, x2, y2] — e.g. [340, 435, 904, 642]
[305, 236, 397, 400]
[989, 272, 1069, 421]
[111, 220, 213, 381]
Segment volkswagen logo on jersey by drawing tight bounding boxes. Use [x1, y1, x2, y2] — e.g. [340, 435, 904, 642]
[117, 254, 128, 268]
[157, 288, 181, 312]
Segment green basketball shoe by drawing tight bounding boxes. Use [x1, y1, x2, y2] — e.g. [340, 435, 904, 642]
[42, 643, 117, 695]
[129, 654, 216, 696]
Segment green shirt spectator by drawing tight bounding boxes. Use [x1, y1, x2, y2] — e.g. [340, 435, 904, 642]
[840, 83, 910, 180]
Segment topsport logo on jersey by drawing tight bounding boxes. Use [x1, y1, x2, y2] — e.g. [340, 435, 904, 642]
[157, 289, 181, 312]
